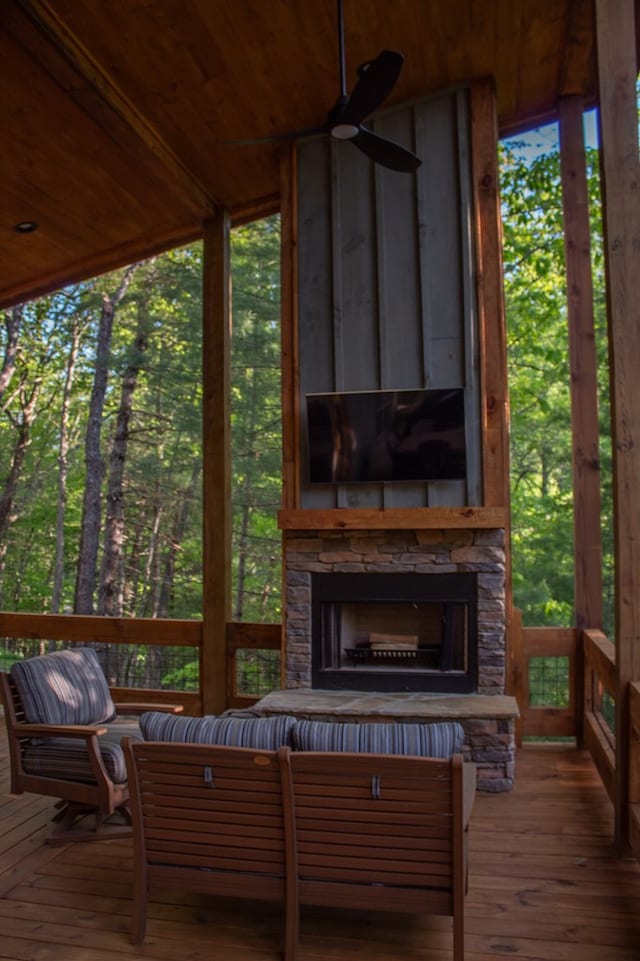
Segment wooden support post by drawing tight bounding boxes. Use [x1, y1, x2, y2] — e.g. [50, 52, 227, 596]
[470, 79, 510, 512]
[280, 143, 300, 511]
[202, 211, 232, 715]
[470, 79, 513, 695]
[558, 94, 603, 745]
[595, 0, 640, 851]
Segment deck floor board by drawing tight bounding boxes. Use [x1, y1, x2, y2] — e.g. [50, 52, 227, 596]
[1, 726, 639, 960]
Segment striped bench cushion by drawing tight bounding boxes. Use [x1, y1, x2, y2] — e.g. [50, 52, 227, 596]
[139, 711, 297, 749]
[291, 719, 464, 757]
[22, 719, 141, 785]
[11, 647, 116, 726]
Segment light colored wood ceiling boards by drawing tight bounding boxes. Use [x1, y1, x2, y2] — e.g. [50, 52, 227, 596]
[1, 0, 633, 308]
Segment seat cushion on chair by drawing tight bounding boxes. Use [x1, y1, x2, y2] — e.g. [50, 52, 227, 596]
[11, 647, 116, 726]
[21, 718, 141, 785]
[139, 711, 296, 749]
[291, 719, 465, 758]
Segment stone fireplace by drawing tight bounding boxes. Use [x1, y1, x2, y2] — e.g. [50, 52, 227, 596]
[254, 524, 518, 792]
[283, 527, 506, 694]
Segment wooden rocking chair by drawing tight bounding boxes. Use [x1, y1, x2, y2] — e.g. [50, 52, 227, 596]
[0, 646, 181, 844]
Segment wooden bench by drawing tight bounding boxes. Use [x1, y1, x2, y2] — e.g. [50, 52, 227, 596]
[123, 737, 475, 960]
[281, 749, 474, 961]
[123, 739, 289, 944]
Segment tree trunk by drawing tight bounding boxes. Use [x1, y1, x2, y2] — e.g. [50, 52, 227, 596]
[51, 321, 81, 613]
[97, 303, 151, 616]
[234, 495, 251, 621]
[74, 267, 136, 613]
[141, 492, 162, 618]
[0, 383, 41, 575]
[0, 307, 21, 406]
[157, 462, 201, 617]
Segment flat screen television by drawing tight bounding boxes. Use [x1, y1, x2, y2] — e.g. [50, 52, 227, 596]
[306, 387, 466, 484]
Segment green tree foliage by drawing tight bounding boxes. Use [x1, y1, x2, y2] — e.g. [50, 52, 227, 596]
[0, 217, 282, 688]
[230, 216, 282, 624]
[500, 128, 612, 632]
[0, 247, 205, 622]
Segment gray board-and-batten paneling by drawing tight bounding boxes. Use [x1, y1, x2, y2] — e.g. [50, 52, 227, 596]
[297, 84, 481, 509]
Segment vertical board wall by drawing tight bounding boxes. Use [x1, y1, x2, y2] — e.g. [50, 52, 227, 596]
[297, 85, 482, 509]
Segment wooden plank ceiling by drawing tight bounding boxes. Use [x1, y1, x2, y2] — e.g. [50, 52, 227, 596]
[0, 0, 619, 308]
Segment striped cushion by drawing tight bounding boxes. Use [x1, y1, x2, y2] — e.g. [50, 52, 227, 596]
[21, 719, 140, 785]
[11, 647, 116, 726]
[291, 720, 464, 758]
[139, 711, 296, 749]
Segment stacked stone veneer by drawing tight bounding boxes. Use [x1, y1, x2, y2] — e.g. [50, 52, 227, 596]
[285, 528, 506, 692]
[283, 527, 516, 792]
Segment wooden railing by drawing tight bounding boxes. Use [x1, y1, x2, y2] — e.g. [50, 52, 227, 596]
[0, 610, 283, 714]
[512, 614, 578, 739]
[582, 628, 616, 804]
[0, 611, 204, 713]
[517, 617, 640, 858]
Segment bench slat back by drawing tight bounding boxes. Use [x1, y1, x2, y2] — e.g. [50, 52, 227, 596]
[283, 751, 461, 914]
[127, 741, 287, 877]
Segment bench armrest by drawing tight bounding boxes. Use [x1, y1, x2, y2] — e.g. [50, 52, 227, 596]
[13, 722, 108, 738]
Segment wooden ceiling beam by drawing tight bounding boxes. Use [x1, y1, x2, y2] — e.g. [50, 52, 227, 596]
[10, 0, 217, 216]
[558, 0, 597, 99]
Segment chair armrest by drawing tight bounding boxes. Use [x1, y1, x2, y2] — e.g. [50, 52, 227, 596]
[13, 722, 108, 739]
[113, 702, 183, 715]
[462, 760, 477, 827]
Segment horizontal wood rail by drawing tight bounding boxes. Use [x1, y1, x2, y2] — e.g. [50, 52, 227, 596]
[0, 611, 203, 713]
[630, 682, 640, 858]
[0, 612, 284, 714]
[0, 611, 201, 645]
[583, 629, 616, 804]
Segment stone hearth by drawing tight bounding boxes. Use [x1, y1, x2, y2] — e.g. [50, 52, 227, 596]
[254, 688, 518, 792]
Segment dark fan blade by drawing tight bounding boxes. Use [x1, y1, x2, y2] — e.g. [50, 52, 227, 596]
[353, 126, 421, 173]
[340, 50, 404, 126]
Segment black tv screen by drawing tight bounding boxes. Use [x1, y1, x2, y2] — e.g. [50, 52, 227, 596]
[306, 388, 466, 484]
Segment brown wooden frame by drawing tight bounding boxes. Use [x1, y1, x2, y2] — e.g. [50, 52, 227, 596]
[0, 669, 181, 844]
[123, 738, 475, 960]
[123, 738, 290, 947]
[281, 750, 475, 961]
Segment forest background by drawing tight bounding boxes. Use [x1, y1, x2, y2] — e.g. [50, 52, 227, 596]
[0, 119, 610, 698]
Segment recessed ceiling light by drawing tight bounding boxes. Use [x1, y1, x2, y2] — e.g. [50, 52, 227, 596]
[13, 221, 38, 234]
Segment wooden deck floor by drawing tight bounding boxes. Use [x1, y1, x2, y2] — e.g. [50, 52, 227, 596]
[1, 733, 639, 960]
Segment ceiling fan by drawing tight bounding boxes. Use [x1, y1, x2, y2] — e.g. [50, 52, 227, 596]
[229, 0, 421, 174]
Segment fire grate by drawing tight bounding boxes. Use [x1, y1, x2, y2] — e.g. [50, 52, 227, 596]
[345, 646, 440, 665]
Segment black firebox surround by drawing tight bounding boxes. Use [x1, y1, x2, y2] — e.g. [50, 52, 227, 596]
[311, 572, 478, 693]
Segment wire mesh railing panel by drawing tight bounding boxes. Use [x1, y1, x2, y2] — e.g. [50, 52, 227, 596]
[0, 637, 199, 692]
[528, 655, 570, 707]
[234, 648, 281, 697]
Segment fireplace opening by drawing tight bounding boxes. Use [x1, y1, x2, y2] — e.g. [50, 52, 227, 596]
[311, 572, 477, 693]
